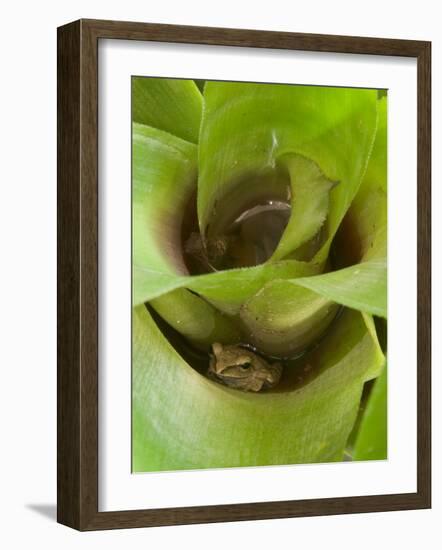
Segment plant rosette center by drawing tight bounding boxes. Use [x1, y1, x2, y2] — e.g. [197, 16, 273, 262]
[132, 77, 387, 471]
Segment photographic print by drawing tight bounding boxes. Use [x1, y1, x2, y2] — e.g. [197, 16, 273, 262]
[131, 77, 387, 473]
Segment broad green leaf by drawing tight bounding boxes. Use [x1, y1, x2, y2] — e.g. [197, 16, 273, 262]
[362, 96, 387, 194]
[240, 280, 339, 357]
[133, 259, 320, 314]
[271, 154, 336, 261]
[131, 78, 388, 475]
[353, 96, 387, 262]
[353, 363, 387, 461]
[133, 305, 384, 471]
[132, 77, 202, 143]
[133, 122, 239, 343]
[150, 288, 239, 350]
[333, 96, 387, 265]
[277, 98, 388, 326]
[133, 122, 197, 277]
[197, 82, 378, 262]
[292, 259, 387, 318]
[132, 119, 324, 349]
[239, 257, 386, 357]
[132, 122, 318, 344]
[132, 85, 387, 364]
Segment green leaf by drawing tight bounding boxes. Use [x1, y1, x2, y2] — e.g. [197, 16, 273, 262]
[333, 96, 387, 265]
[132, 122, 197, 277]
[132, 121, 319, 313]
[132, 77, 202, 143]
[362, 96, 387, 194]
[132, 120, 324, 348]
[353, 363, 387, 461]
[271, 154, 336, 261]
[197, 82, 378, 262]
[132, 84, 386, 363]
[133, 259, 320, 314]
[133, 122, 239, 344]
[353, 96, 387, 262]
[150, 288, 239, 350]
[238, 256, 386, 357]
[132, 305, 385, 471]
[131, 79, 388, 474]
[292, 259, 387, 318]
[240, 281, 339, 357]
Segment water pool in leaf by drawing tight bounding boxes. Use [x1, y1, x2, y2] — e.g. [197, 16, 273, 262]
[182, 168, 293, 273]
[149, 301, 344, 394]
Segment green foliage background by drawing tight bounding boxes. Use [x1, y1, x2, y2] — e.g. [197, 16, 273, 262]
[132, 78, 387, 472]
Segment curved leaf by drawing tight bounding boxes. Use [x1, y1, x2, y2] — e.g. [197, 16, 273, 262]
[132, 77, 202, 143]
[240, 281, 339, 357]
[292, 259, 387, 318]
[150, 288, 239, 350]
[271, 154, 336, 261]
[197, 82, 378, 262]
[133, 122, 239, 343]
[133, 259, 320, 313]
[133, 122, 197, 277]
[353, 363, 387, 461]
[239, 256, 386, 357]
[334, 96, 387, 265]
[133, 305, 385, 471]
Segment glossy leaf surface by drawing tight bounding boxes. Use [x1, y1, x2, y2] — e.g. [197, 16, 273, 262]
[353, 364, 387, 461]
[131, 79, 388, 470]
[132, 77, 202, 143]
[133, 305, 384, 471]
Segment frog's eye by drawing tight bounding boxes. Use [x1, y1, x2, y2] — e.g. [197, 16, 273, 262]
[240, 363, 252, 371]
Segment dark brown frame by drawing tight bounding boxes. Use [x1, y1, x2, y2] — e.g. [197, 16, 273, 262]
[57, 18, 431, 531]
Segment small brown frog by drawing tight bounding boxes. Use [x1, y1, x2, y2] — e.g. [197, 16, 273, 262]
[208, 343, 282, 392]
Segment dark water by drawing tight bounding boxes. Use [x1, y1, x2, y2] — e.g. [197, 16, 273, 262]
[182, 173, 292, 274]
[204, 200, 291, 270]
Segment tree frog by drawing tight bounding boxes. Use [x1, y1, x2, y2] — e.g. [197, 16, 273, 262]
[208, 342, 282, 392]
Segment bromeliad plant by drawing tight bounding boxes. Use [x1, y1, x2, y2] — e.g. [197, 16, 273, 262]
[132, 78, 387, 472]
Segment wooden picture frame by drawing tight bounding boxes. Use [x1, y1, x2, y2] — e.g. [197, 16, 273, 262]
[57, 18, 431, 531]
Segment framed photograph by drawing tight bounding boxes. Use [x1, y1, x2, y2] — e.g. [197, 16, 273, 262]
[57, 19, 431, 530]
